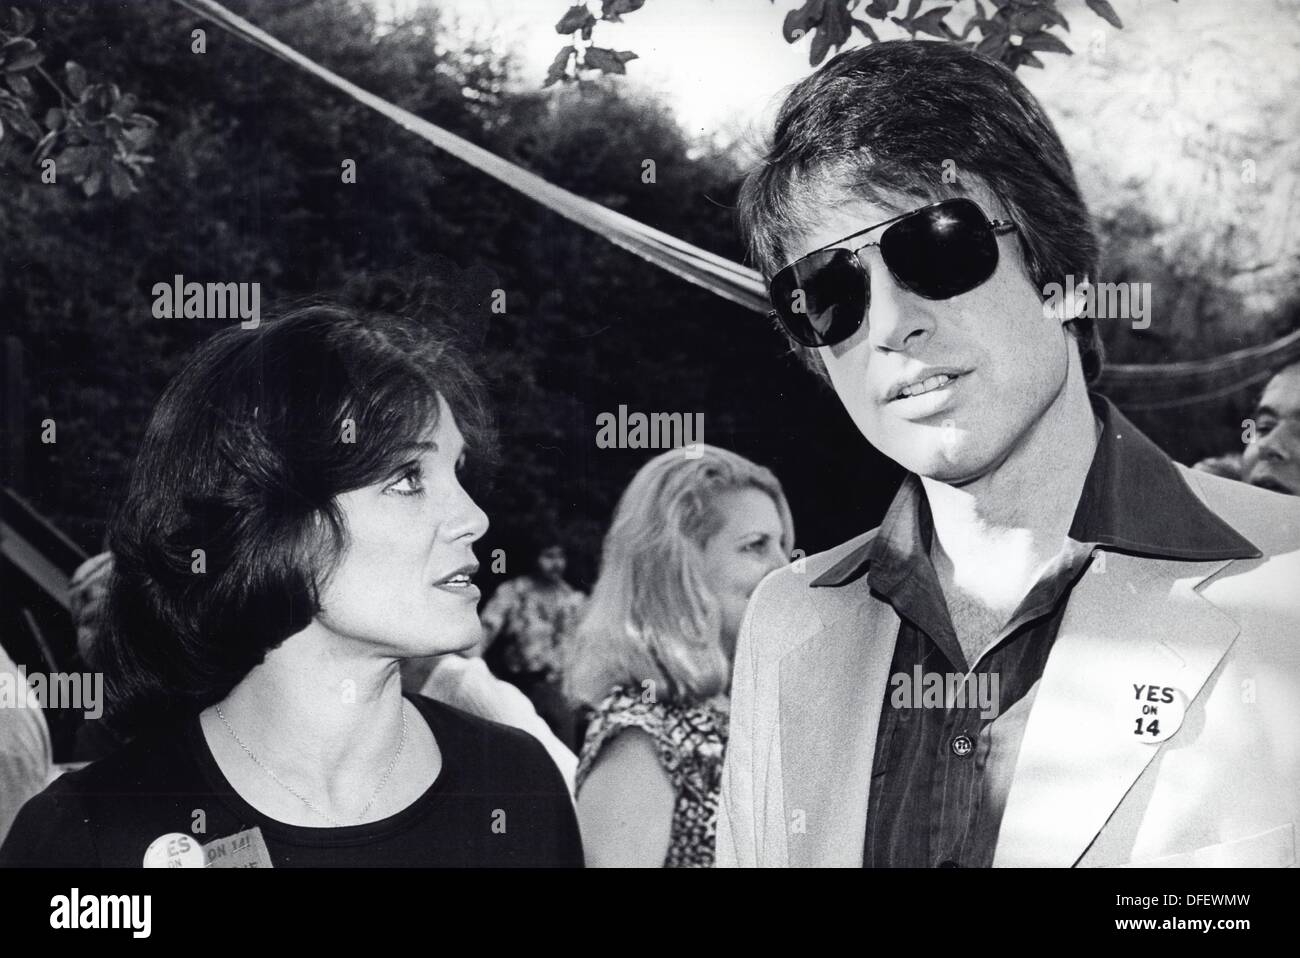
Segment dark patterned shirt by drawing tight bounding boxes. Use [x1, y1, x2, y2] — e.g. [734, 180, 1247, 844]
[575, 686, 728, 867]
[480, 577, 586, 676]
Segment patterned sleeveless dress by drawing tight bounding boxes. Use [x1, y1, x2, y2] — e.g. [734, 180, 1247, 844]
[575, 686, 729, 868]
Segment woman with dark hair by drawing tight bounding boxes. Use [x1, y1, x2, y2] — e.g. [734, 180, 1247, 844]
[0, 305, 582, 867]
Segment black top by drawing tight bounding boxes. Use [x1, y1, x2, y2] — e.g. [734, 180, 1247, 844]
[809, 394, 1260, 869]
[0, 694, 583, 868]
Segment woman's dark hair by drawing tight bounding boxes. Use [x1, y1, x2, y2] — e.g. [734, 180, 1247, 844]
[97, 304, 495, 733]
[739, 39, 1104, 383]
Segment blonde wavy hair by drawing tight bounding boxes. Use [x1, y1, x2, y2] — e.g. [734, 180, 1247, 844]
[565, 445, 794, 708]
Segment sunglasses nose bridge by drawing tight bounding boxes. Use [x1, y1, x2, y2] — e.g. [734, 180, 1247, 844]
[849, 239, 881, 264]
[864, 258, 938, 352]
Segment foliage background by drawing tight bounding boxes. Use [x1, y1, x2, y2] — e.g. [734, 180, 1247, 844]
[1, 0, 1296, 599]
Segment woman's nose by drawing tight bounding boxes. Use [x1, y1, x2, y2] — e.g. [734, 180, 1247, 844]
[446, 486, 489, 542]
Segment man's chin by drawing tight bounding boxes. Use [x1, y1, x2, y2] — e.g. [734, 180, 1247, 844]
[882, 438, 988, 485]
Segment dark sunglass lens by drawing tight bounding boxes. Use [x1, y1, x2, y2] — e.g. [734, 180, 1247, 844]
[770, 249, 866, 346]
[882, 199, 999, 300]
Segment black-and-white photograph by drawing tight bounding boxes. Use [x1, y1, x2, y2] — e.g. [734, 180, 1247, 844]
[0, 0, 1296, 933]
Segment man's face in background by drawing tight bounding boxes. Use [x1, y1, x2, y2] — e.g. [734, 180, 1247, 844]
[1243, 363, 1300, 495]
[536, 544, 567, 583]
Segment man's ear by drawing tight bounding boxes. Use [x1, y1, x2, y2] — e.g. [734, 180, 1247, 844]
[1041, 274, 1091, 325]
[1063, 276, 1091, 324]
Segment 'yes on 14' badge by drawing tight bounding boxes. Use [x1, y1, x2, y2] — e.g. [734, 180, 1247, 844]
[1120, 682, 1188, 744]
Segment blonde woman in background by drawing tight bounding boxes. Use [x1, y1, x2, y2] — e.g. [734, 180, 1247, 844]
[566, 445, 793, 867]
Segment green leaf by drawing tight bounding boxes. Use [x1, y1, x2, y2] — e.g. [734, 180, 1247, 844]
[6, 72, 32, 97]
[601, 0, 645, 22]
[783, 0, 826, 43]
[1020, 30, 1072, 55]
[1043, 6, 1070, 31]
[34, 128, 58, 161]
[1, 105, 39, 140]
[1014, 49, 1045, 69]
[82, 169, 103, 197]
[1086, 0, 1123, 29]
[554, 4, 596, 35]
[108, 164, 134, 198]
[583, 46, 632, 74]
[975, 29, 1009, 58]
[911, 6, 954, 38]
[820, 0, 853, 43]
[9, 6, 33, 36]
[1013, 6, 1069, 34]
[65, 61, 88, 98]
[543, 45, 574, 87]
[111, 92, 138, 119]
[852, 18, 880, 42]
[2, 38, 42, 73]
[122, 125, 155, 151]
[55, 144, 92, 176]
[44, 107, 65, 131]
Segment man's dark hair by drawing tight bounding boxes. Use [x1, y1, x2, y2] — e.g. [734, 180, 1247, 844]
[739, 39, 1104, 383]
[97, 304, 495, 734]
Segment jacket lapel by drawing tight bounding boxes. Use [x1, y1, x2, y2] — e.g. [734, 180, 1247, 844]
[993, 551, 1241, 867]
[779, 590, 900, 867]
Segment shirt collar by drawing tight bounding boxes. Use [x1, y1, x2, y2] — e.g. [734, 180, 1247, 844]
[810, 393, 1260, 589]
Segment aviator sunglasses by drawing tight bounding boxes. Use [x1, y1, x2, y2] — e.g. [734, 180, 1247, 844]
[767, 198, 1018, 348]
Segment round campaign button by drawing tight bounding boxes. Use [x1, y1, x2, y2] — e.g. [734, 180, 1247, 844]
[1119, 682, 1188, 745]
[142, 832, 205, 868]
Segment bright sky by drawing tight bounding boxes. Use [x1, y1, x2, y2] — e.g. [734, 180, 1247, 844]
[380, 0, 830, 137]
[369, 0, 1300, 313]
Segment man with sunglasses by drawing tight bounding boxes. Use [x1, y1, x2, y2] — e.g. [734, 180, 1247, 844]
[718, 40, 1300, 868]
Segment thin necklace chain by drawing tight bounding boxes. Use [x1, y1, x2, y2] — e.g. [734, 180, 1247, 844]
[214, 701, 408, 828]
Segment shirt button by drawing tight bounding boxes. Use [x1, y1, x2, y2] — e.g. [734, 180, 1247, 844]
[951, 733, 974, 757]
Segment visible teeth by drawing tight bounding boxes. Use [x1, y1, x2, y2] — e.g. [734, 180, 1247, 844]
[900, 374, 953, 398]
[442, 574, 471, 586]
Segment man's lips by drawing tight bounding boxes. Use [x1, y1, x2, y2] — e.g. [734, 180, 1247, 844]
[885, 368, 970, 402]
